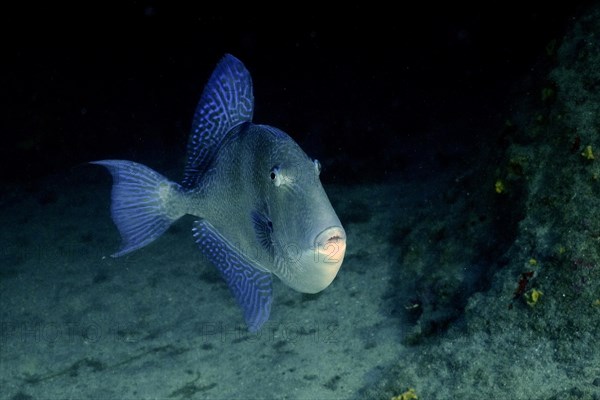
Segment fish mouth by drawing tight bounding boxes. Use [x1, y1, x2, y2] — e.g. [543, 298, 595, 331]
[314, 226, 346, 264]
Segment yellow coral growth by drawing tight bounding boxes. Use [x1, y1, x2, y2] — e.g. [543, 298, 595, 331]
[391, 388, 418, 400]
[526, 288, 543, 307]
[581, 145, 594, 160]
[495, 180, 505, 194]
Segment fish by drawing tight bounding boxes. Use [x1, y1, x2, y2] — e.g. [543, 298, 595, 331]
[92, 54, 346, 332]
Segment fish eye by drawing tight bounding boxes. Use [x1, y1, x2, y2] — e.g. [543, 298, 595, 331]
[314, 159, 321, 175]
[270, 166, 281, 186]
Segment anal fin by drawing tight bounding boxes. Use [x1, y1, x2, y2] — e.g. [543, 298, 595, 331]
[192, 220, 272, 332]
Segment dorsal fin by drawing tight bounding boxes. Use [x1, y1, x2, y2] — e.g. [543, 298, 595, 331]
[182, 54, 254, 189]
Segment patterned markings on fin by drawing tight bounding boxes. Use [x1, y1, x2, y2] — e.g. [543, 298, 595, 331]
[91, 160, 182, 257]
[251, 210, 274, 259]
[182, 54, 254, 189]
[192, 220, 272, 332]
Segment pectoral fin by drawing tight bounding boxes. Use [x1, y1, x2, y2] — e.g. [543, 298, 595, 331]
[251, 210, 274, 259]
[192, 220, 272, 332]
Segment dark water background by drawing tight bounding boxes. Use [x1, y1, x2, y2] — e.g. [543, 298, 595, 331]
[1, 3, 586, 185]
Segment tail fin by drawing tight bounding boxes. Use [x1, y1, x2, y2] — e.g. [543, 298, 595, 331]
[91, 160, 184, 257]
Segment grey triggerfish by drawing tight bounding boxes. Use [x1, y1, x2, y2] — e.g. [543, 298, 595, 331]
[92, 54, 346, 331]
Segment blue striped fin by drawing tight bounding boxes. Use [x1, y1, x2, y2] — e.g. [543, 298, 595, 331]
[192, 220, 272, 332]
[182, 54, 254, 189]
[91, 160, 181, 257]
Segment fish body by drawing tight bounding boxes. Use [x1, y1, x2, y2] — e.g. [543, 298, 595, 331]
[93, 54, 346, 331]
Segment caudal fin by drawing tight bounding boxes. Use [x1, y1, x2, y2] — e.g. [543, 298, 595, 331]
[91, 160, 184, 257]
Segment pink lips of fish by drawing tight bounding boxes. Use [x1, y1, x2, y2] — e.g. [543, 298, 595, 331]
[314, 226, 347, 264]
